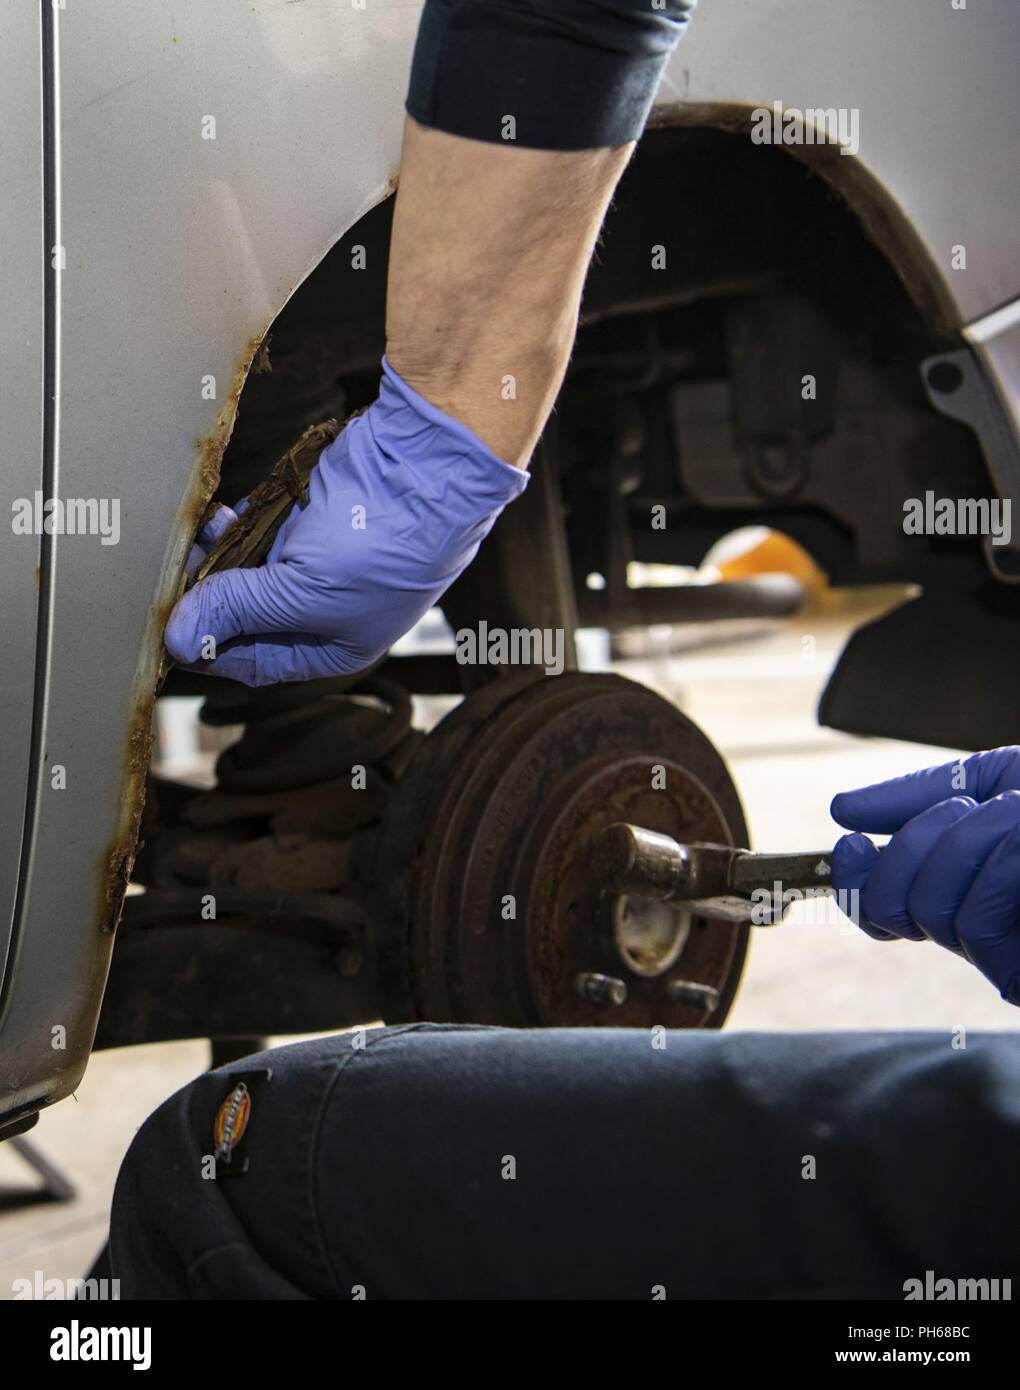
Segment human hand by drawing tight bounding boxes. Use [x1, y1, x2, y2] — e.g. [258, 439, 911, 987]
[830, 748, 1020, 1004]
[165, 358, 528, 685]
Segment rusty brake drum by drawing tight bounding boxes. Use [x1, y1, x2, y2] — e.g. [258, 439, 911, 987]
[368, 672, 750, 1029]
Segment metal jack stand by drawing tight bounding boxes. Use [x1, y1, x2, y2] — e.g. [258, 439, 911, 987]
[0, 1136, 76, 1212]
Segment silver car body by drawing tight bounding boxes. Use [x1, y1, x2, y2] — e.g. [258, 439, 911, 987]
[2, 0, 1019, 1124]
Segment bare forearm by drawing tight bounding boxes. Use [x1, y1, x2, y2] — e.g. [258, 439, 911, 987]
[385, 117, 633, 468]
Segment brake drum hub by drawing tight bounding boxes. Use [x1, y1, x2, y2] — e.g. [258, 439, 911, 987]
[371, 673, 750, 1030]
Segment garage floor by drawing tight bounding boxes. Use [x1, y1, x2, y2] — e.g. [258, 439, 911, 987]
[3, 589, 1018, 1296]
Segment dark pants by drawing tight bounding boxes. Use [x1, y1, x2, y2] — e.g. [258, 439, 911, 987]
[110, 1025, 1020, 1299]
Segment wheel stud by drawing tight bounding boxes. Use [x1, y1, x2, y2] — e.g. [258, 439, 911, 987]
[666, 980, 720, 1012]
[575, 972, 628, 1006]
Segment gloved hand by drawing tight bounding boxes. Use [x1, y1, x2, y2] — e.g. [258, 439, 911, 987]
[182, 500, 244, 581]
[165, 357, 528, 685]
[831, 747, 1020, 1004]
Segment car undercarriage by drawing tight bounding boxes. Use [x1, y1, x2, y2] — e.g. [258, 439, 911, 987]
[90, 126, 1018, 1059]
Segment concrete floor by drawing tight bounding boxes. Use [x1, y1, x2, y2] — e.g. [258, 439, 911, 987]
[3, 589, 1018, 1296]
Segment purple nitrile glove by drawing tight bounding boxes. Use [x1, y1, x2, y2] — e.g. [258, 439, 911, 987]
[829, 748, 1020, 1004]
[166, 357, 528, 685]
[183, 500, 245, 580]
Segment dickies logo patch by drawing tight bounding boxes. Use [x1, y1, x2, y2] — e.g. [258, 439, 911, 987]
[213, 1083, 252, 1163]
[210, 1068, 272, 1178]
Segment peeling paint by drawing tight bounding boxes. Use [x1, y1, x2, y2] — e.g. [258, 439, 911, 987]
[96, 331, 267, 934]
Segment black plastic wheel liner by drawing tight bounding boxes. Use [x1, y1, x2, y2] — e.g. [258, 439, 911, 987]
[820, 592, 1020, 752]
